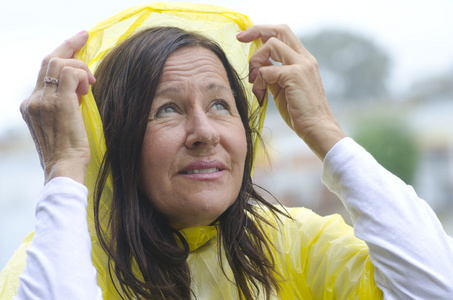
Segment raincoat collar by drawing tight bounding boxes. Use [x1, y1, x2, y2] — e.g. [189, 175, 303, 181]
[180, 225, 218, 252]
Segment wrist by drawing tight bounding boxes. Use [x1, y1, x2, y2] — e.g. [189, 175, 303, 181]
[45, 159, 89, 185]
[301, 123, 346, 161]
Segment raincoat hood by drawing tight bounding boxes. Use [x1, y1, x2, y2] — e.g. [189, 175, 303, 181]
[76, 2, 267, 296]
[76, 0, 267, 250]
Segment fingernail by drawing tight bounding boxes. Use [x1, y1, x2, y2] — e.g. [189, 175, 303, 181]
[236, 31, 245, 37]
[254, 90, 265, 105]
[77, 30, 87, 35]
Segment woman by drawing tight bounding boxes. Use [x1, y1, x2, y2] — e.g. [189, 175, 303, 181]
[2, 3, 453, 300]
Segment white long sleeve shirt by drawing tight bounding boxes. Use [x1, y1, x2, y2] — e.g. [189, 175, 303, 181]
[13, 178, 102, 299]
[323, 137, 453, 299]
[13, 138, 453, 299]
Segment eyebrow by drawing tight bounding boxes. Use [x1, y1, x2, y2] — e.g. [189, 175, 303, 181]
[205, 82, 231, 93]
[155, 82, 232, 98]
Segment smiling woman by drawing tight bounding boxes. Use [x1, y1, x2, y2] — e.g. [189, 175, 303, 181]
[1, 3, 452, 300]
[90, 27, 281, 298]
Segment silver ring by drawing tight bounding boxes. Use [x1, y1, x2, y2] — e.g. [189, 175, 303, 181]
[44, 77, 59, 85]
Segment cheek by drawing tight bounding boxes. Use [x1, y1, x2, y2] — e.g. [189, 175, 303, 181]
[139, 144, 173, 214]
[239, 135, 248, 166]
[142, 124, 182, 162]
[139, 129, 179, 191]
[228, 127, 248, 207]
[238, 124, 248, 156]
[228, 125, 248, 171]
[141, 136, 160, 177]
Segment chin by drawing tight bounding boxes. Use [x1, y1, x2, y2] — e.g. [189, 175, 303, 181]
[171, 201, 233, 229]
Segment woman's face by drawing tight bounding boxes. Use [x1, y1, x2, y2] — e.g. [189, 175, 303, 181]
[140, 47, 247, 230]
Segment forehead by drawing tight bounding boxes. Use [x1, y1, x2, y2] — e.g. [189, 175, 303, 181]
[158, 47, 230, 89]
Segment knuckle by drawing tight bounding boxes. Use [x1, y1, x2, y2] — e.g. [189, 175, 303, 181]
[41, 55, 53, 68]
[277, 24, 291, 31]
[61, 66, 77, 76]
[24, 94, 55, 118]
[308, 57, 319, 71]
[60, 66, 71, 76]
[19, 99, 29, 115]
[309, 55, 319, 66]
[267, 37, 280, 46]
[61, 66, 85, 83]
[298, 56, 319, 73]
[47, 57, 62, 69]
[26, 100, 41, 117]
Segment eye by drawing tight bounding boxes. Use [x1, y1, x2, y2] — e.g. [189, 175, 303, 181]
[154, 103, 179, 118]
[210, 99, 231, 115]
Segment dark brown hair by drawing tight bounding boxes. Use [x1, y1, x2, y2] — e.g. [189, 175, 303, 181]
[92, 26, 285, 299]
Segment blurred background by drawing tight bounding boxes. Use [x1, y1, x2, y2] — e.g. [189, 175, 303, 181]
[1, 0, 452, 270]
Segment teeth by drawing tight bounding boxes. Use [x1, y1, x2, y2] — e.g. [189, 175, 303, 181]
[186, 168, 219, 174]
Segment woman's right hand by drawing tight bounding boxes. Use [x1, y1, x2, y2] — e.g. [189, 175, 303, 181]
[237, 25, 346, 160]
[20, 31, 96, 185]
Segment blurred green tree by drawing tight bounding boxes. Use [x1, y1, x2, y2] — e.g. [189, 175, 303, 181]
[353, 115, 419, 185]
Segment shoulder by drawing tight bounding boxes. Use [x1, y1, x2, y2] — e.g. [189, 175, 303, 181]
[253, 204, 348, 231]
[252, 204, 364, 251]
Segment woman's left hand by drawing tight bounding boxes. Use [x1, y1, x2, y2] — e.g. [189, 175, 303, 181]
[20, 31, 95, 184]
[237, 24, 346, 160]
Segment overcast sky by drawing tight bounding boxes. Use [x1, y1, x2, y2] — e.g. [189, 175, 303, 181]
[1, 0, 453, 134]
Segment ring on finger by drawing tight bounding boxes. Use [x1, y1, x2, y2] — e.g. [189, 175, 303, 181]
[44, 77, 59, 85]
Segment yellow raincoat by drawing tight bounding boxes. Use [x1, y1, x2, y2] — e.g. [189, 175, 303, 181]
[0, 3, 383, 299]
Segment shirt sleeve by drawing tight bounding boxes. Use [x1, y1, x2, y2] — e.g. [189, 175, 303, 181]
[14, 177, 102, 300]
[322, 137, 453, 300]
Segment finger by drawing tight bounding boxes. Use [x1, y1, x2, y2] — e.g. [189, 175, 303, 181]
[255, 65, 289, 101]
[41, 58, 95, 91]
[43, 58, 94, 94]
[249, 38, 300, 83]
[257, 65, 298, 128]
[36, 31, 94, 89]
[257, 65, 291, 89]
[237, 24, 307, 55]
[252, 70, 266, 105]
[51, 31, 89, 60]
[58, 67, 90, 103]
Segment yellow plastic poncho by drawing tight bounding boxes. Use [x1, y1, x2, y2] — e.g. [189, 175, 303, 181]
[0, 3, 383, 299]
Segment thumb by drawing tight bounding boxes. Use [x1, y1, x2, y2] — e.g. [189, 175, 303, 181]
[53, 31, 89, 59]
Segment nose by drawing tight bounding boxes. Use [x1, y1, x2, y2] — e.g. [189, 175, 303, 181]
[185, 108, 220, 149]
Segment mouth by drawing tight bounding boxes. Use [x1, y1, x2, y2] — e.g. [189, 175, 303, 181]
[183, 168, 220, 174]
[179, 160, 226, 179]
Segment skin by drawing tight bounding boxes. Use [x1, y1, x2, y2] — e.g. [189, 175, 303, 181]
[139, 47, 247, 229]
[21, 25, 346, 214]
[237, 25, 346, 160]
[21, 31, 95, 185]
